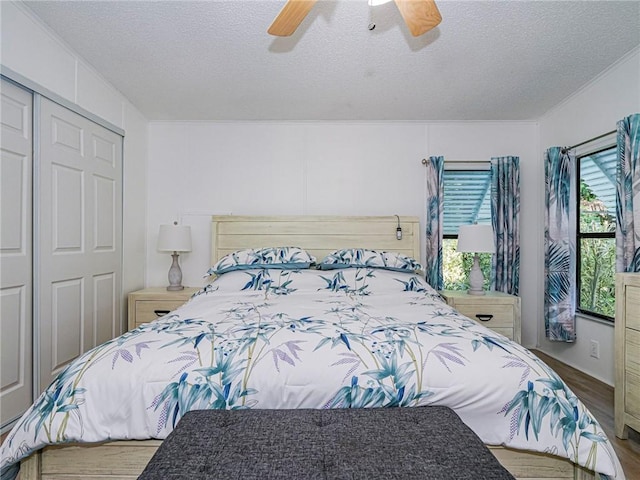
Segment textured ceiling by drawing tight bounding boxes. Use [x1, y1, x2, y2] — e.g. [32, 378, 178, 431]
[23, 0, 640, 121]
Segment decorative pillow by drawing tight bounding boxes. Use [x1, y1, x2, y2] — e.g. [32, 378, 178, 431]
[318, 248, 422, 273]
[206, 247, 316, 276]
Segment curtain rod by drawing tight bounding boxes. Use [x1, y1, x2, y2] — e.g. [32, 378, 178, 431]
[562, 129, 616, 153]
[421, 158, 489, 165]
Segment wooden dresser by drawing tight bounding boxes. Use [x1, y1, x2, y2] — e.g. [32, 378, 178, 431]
[438, 290, 521, 344]
[615, 272, 640, 439]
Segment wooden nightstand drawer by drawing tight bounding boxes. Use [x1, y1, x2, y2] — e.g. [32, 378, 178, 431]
[135, 300, 190, 324]
[455, 303, 514, 340]
[127, 287, 199, 331]
[438, 290, 521, 344]
[453, 304, 514, 329]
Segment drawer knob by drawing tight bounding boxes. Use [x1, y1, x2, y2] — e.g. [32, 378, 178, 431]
[475, 314, 494, 322]
[154, 309, 171, 317]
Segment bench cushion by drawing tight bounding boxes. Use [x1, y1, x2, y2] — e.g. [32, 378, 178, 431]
[139, 406, 515, 480]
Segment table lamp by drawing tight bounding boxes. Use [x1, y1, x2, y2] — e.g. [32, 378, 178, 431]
[456, 224, 494, 295]
[157, 222, 192, 291]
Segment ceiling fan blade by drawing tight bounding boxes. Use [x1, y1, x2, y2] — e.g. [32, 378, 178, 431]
[394, 0, 442, 36]
[268, 0, 318, 37]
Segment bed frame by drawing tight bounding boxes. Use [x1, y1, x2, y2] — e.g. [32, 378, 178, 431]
[210, 215, 422, 266]
[18, 215, 598, 479]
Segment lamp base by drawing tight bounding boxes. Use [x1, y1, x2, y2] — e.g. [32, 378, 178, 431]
[466, 253, 486, 296]
[167, 252, 184, 291]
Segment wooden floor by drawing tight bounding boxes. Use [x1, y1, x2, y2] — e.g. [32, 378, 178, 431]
[532, 350, 640, 479]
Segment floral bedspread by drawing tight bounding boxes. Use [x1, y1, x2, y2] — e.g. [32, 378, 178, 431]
[0, 268, 625, 479]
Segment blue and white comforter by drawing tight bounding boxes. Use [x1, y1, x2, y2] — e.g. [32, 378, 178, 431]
[1, 268, 625, 479]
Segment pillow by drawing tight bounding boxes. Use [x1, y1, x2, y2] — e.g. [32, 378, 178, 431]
[318, 248, 423, 273]
[206, 247, 316, 276]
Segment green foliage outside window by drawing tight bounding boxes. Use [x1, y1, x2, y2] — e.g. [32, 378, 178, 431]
[442, 238, 492, 291]
[578, 179, 615, 318]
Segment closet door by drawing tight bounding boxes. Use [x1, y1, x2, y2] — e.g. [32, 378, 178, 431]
[37, 97, 122, 392]
[0, 79, 33, 427]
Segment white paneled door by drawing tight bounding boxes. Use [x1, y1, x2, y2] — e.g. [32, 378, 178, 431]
[0, 79, 33, 427]
[37, 97, 122, 392]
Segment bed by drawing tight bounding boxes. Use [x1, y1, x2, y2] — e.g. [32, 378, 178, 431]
[0, 215, 626, 480]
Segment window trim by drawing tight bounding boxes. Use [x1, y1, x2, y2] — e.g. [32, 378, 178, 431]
[575, 145, 616, 322]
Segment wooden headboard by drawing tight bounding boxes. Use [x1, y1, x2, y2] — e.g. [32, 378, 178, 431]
[211, 215, 421, 264]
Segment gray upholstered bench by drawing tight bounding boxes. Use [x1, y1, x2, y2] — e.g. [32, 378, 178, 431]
[139, 406, 515, 480]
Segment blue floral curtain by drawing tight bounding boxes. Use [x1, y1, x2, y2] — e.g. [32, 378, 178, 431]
[616, 113, 640, 273]
[425, 156, 444, 290]
[544, 147, 577, 342]
[490, 157, 520, 295]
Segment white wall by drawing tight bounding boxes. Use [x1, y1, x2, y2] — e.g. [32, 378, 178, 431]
[1, 1, 149, 329]
[537, 47, 640, 385]
[146, 120, 541, 346]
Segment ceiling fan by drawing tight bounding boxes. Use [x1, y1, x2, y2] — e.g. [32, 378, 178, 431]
[268, 0, 442, 37]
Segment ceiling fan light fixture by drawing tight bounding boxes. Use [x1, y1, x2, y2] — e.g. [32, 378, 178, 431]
[267, 0, 442, 37]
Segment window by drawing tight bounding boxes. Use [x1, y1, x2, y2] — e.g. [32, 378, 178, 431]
[577, 146, 616, 320]
[442, 167, 492, 290]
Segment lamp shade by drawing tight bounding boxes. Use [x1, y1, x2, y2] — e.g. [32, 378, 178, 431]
[157, 224, 192, 252]
[457, 224, 494, 253]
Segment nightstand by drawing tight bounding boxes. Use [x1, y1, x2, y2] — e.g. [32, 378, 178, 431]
[439, 290, 521, 344]
[127, 287, 199, 331]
